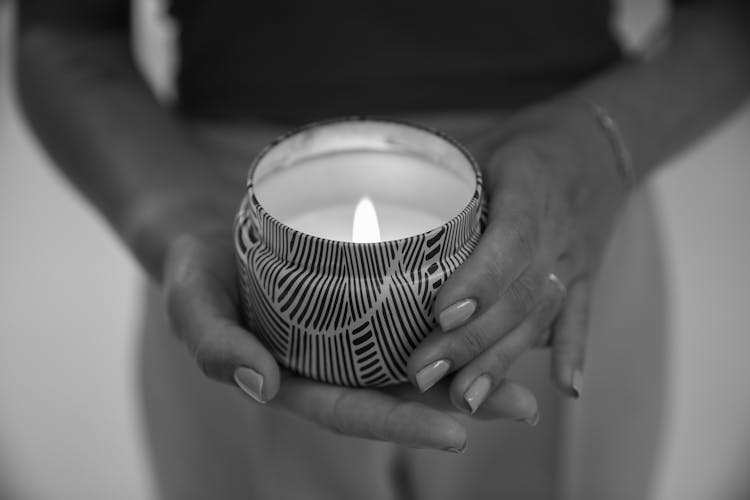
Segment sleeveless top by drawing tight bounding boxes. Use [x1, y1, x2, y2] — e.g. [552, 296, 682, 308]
[169, 0, 622, 122]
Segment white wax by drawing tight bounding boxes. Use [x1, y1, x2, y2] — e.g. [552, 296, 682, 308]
[286, 200, 444, 242]
[254, 148, 474, 242]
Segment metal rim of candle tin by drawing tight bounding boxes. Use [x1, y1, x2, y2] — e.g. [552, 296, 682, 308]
[234, 117, 486, 387]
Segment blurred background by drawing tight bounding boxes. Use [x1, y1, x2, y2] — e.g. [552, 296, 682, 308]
[1, 0, 749, 498]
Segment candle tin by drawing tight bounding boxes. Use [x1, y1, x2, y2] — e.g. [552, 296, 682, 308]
[234, 118, 485, 387]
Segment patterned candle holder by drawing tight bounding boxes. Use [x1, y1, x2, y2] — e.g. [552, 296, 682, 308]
[234, 118, 485, 387]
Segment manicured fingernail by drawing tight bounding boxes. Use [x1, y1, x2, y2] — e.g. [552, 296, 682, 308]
[464, 374, 492, 414]
[438, 298, 476, 331]
[234, 366, 266, 403]
[443, 442, 468, 454]
[571, 368, 583, 399]
[416, 359, 451, 392]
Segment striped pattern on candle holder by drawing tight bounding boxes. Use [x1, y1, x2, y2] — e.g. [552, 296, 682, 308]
[235, 185, 484, 387]
[234, 118, 485, 387]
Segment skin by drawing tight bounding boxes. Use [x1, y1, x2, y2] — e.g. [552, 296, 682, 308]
[16, 0, 750, 452]
[412, 1, 750, 412]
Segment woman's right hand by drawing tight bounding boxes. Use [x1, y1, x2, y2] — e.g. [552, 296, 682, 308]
[148, 133, 539, 453]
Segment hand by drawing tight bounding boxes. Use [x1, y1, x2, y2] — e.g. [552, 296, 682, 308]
[141, 128, 539, 453]
[163, 228, 538, 452]
[407, 98, 630, 414]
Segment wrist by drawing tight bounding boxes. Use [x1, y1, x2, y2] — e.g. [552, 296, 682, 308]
[572, 96, 637, 190]
[118, 126, 277, 280]
[475, 96, 632, 213]
[120, 175, 243, 281]
[519, 96, 635, 195]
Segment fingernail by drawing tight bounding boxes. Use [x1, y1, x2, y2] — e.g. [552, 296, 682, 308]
[571, 368, 583, 399]
[464, 374, 492, 414]
[234, 366, 266, 403]
[438, 298, 476, 331]
[443, 442, 468, 454]
[521, 411, 540, 427]
[415, 359, 451, 392]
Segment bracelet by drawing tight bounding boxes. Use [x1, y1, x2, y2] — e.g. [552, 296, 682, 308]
[577, 96, 637, 189]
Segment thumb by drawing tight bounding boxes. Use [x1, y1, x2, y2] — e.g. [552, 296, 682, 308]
[164, 234, 281, 403]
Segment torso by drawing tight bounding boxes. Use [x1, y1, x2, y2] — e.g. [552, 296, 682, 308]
[169, 0, 621, 122]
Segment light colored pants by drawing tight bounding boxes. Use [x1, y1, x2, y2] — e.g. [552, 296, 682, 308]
[138, 113, 667, 500]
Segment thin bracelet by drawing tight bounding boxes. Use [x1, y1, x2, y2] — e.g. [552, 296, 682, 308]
[576, 96, 637, 189]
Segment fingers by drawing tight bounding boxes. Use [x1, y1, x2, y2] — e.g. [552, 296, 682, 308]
[448, 282, 564, 414]
[273, 375, 468, 452]
[432, 143, 557, 334]
[408, 170, 554, 387]
[407, 143, 591, 414]
[433, 207, 538, 334]
[411, 266, 547, 382]
[164, 234, 281, 403]
[273, 374, 541, 452]
[387, 377, 539, 423]
[409, 262, 566, 387]
[474, 379, 539, 424]
[163, 232, 546, 450]
[550, 280, 590, 398]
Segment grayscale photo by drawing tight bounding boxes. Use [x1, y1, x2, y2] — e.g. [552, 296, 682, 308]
[1, 0, 749, 498]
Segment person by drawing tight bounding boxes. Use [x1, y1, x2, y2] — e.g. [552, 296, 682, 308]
[16, 0, 750, 498]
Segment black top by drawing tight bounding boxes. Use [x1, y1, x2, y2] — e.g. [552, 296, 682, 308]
[170, 0, 623, 123]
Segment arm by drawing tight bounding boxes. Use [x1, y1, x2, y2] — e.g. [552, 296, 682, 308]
[581, 0, 750, 181]
[16, 0, 242, 277]
[408, 0, 750, 410]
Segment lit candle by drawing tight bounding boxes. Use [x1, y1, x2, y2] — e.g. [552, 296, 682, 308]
[254, 148, 474, 242]
[351, 197, 381, 243]
[235, 118, 485, 387]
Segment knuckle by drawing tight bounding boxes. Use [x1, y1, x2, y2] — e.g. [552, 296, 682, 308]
[164, 281, 189, 340]
[164, 275, 205, 343]
[488, 348, 514, 376]
[481, 251, 508, 289]
[456, 322, 491, 360]
[192, 339, 213, 377]
[506, 210, 538, 259]
[535, 328, 552, 348]
[192, 336, 222, 381]
[162, 254, 210, 343]
[327, 414, 346, 436]
[472, 226, 508, 287]
[163, 233, 218, 291]
[539, 291, 563, 325]
[505, 274, 541, 316]
[382, 404, 406, 438]
[330, 392, 354, 436]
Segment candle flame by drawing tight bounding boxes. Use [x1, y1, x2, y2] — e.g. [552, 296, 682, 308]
[352, 196, 381, 243]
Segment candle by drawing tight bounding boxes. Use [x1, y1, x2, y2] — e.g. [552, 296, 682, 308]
[255, 149, 471, 242]
[235, 118, 485, 387]
[351, 197, 382, 243]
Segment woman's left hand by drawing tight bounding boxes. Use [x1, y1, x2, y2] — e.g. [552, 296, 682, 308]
[407, 97, 632, 414]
